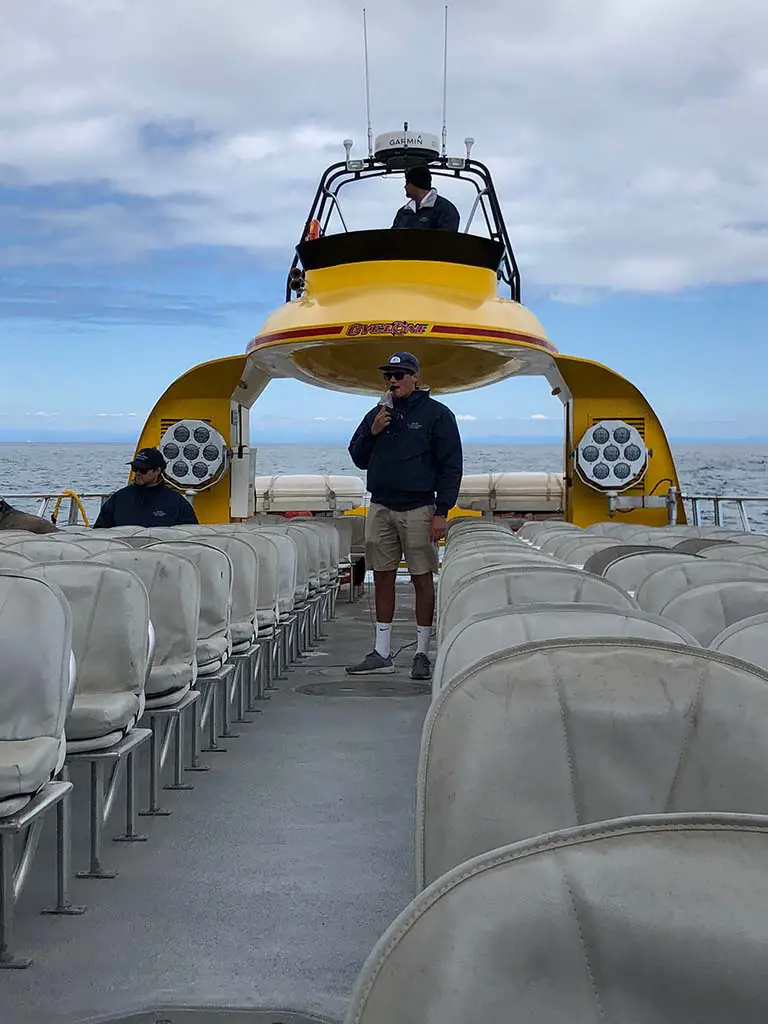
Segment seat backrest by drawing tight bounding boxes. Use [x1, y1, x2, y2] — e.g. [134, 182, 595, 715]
[418, 639, 768, 888]
[91, 525, 146, 537]
[270, 527, 309, 600]
[184, 534, 257, 629]
[583, 543, 685, 577]
[534, 527, 590, 553]
[445, 522, 513, 545]
[438, 565, 636, 644]
[291, 521, 332, 580]
[603, 550, 701, 595]
[0, 549, 33, 570]
[58, 536, 131, 555]
[700, 544, 768, 562]
[437, 547, 559, 616]
[24, 562, 150, 699]
[147, 541, 232, 643]
[88, 548, 201, 696]
[516, 520, 579, 542]
[0, 531, 39, 545]
[635, 559, 768, 614]
[284, 524, 321, 588]
[433, 603, 698, 696]
[348, 814, 768, 1024]
[6, 539, 89, 561]
[659, 580, 768, 645]
[255, 530, 299, 613]
[0, 571, 72, 743]
[548, 535, 625, 566]
[446, 533, 531, 558]
[198, 527, 281, 629]
[711, 611, 768, 665]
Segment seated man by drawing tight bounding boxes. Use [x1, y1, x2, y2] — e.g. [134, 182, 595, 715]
[392, 166, 460, 231]
[93, 447, 199, 528]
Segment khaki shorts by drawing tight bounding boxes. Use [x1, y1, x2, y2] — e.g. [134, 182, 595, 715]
[365, 502, 439, 576]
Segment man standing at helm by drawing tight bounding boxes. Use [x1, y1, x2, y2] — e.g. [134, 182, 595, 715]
[392, 165, 460, 231]
[346, 352, 463, 680]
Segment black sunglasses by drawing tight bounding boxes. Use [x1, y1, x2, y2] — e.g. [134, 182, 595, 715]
[383, 370, 411, 381]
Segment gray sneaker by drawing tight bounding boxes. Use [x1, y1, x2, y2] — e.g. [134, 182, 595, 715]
[345, 650, 395, 675]
[411, 652, 431, 680]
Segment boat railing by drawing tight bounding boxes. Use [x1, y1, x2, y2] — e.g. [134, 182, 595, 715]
[683, 494, 768, 532]
[4, 489, 768, 533]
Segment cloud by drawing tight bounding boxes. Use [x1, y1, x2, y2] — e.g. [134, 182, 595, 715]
[456, 414, 477, 421]
[0, 1, 766, 293]
[530, 413, 550, 420]
[95, 412, 138, 418]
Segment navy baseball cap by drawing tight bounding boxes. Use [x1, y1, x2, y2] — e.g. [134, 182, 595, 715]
[378, 352, 420, 373]
[129, 447, 167, 471]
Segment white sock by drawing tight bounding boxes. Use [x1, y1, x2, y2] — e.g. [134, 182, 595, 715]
[416, 625, 431, 656]
[375, 622, 392, 659]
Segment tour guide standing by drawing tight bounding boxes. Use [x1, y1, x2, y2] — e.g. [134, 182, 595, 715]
[346, 352, 463, 680]
[93, 447, 198, 528]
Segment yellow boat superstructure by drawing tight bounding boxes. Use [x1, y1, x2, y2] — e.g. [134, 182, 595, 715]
[133, 128, 684, 528]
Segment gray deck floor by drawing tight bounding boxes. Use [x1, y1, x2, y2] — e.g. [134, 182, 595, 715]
[4, 586, 430, 1024]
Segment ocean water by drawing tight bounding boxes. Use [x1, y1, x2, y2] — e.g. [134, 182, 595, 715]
[2, 442, 768, 530]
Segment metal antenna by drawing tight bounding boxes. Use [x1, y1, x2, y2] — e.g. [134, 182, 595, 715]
[363, 8, 373, 158]
[440, 4, 449, 157]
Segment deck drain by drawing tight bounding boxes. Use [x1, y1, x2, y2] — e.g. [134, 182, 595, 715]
[86, 1009, 336, 1023]
[296, 680, 430, 697]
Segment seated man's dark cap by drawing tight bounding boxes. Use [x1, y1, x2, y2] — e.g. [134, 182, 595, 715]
[129, 447, 167, 471]
[405, 165, 432, 191]
[378, 352, 420, 373]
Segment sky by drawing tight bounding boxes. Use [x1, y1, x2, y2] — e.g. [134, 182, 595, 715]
[0, 0, 767, 444]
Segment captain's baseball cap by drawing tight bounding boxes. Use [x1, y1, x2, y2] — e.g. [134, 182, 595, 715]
[129, 447, 167, 471]
[378, 352, 420, 373]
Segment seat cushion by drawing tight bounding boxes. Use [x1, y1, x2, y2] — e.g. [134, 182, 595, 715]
[67, 692, 141, 740]
[146, 661, 195, 698]
[230, 619, 255, 648]
[0, 736, 60, 800]
[196, 634, 228, 669]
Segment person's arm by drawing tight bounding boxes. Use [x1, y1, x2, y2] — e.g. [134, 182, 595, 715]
[348, 410, 378, 470]
[435, 199, 460, 232]
[92, 494, 116, 529]
[432, 406, 463, 516]
[176, 493, 199, 525]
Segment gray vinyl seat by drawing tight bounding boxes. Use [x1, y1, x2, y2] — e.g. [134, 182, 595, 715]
[293, 521, 334, 585]
[445, 532, 530, 558]
[285, 525, 322, 593]
[445, 521, 514, 545]
[602, 550, 701, 595]
[438, 565, 637, 644]
[198, 526, 283, 633]
[699, 543, 768, 562]
[0, 549, 34, 571]
[432, 604, 699, 697]
[535, 527, 594, 554]
[0, 531, 41, 545]
[659, 580, 768, 646]
[182, 535, 257, 652]
[635, 559, 768, 615]
[5, 539, 89, 561]
[437, 547, 557, 617]
[271, 527, 310, 604]
[23, 562, 151, 752]
[418, 638, 768, 887]
[516, 520, 580, 542]
[710, 611, 768, 665]
[0, 571, 74, 817]
[147, 541, 233, 675]
[54, 536, 131, 555]
[88, 548, 201, 705]
[347, 814, 768, 1024]
[549, 535, 625, 566]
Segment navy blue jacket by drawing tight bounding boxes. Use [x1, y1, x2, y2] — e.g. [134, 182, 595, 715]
[348, 390, 463, 516]
[93, 483, 198, 529]
[392, 194, 460, 232]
